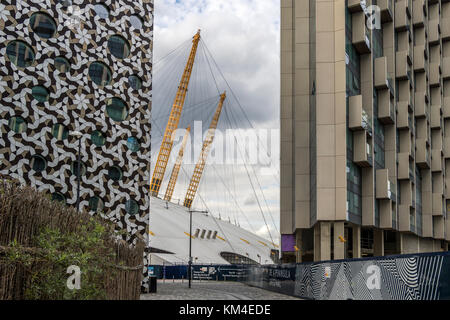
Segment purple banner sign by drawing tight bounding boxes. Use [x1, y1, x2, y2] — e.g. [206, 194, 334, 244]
[281, 234, 296, 252]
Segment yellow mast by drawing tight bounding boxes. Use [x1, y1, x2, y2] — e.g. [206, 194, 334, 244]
[183, 92, 226, 208]
[164, 126, 191, 202]
[151, 30, 201, 197]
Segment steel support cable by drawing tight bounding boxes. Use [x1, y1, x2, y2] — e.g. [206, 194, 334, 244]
[201, 40, 281, 179]
[199, 51, 266, 235]
[153, 45, 190, 123]
[222, 103, 276, 237]
[225, 103, 280, 235]
[222, 105, 276, 244]
[153, 38, 192, 66]
[200, 39, 280, 236]
[151, 118, 237, 255]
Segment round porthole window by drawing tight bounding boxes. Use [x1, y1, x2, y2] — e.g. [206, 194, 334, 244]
[91, 130, 106, 147]
[125, 199, 139, 215]
[8, 116, 27, 134]
[128, 75, 142, 90]
[6, 41, 35, 68]
[130, 15, 143, 29]
[54, 56, 70, 73]
[94, 4, 109, 19]
[30, 155, 47, 172]
[106, 98, 128, 122]
[52, 123, 69, 141]
[89, 196, 104, 213]
[107, 35, 130, 59]
[52, 192, 66, 204]
[108, 166, 122, 181]
[30, 12, 57, 39]
[70, 160, 86, 176]
[127, 137, 140, 152]
[88, 61, 112, 86]
[32, 86, 50, 103]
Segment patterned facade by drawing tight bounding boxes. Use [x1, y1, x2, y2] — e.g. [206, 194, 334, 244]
[0, 0, 153, 289]
[248, 251, 450, 300]
[281, 0, 450, 262]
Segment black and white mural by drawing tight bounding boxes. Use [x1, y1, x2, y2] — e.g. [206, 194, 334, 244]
[0, 0, 153, 290]
[247, 252, 450, 300]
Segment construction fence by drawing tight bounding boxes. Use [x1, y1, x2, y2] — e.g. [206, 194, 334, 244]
[245, 251, 450, 300]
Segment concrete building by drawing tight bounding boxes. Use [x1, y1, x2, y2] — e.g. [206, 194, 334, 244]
[0, 0, 153, 285]
[280, 0, 450, 262]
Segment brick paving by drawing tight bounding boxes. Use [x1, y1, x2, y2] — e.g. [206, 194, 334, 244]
[141, 281, 301, 300]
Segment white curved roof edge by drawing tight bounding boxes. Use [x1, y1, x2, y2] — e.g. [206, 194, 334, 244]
[148, 197, 279, 265]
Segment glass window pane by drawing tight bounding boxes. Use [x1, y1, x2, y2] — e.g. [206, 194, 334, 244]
[32, 86, 49, 102]
[8, 116, 27, 133]
[125, 199, 139, 215]
[31, 155, 47, 172]
[52, 192, 66, 204]
[106, 98, 128, 122]
[130, 15, 143, 29]
[91, 130, 106, 146]
[55, 56, 70, 73]
[89, 196, 104, 212]
[94, 4, 109, 19]
[52, 123, 69, 140]
[108, 166, 122, 181]
[128, 75, 142, 90]
[71, 160, 86, 176]
[6, 41, 35, 68]
[127, 137, 140, 152]
[107, 35, 130, 59]
[89, 61, 112, 86]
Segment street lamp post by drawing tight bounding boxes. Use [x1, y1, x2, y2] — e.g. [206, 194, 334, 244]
[72, 131, 82, 212]
[188, 209, 208, 289]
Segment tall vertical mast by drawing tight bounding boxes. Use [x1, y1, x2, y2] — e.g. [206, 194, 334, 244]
[164, 126, 191, 202]
[151, 30, 201, 197]
[183, 92, 226, 208]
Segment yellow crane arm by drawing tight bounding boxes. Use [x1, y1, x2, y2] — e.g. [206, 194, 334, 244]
[164, 126, 191, 202]
[151, 30, 201, 197]
[183, 92, 226, 208]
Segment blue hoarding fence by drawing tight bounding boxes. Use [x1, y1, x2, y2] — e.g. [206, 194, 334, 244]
[148, 264, 249, 282]
[246, 251, 450, 300]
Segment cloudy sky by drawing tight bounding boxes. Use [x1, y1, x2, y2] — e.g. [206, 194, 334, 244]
[152, 0, 281, 243]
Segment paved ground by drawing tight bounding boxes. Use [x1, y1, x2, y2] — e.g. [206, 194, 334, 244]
[141, 281, 301, 300]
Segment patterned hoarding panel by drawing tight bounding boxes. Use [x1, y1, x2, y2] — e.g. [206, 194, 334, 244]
[246, 252, 450, 300]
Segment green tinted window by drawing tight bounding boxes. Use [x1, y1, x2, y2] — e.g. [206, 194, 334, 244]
[106, 98, 128, 122]
[125, 199, 139, 215]
[89, 61, 112, 86]
[8, 116, 27, 133]
[71, 160, 86, 176]
[91, 130, 106, 147]
[31, 155, 47, 172]
[55, 56, 70, 73]
[32, 86, 49, 102]
[89, 196, 104, 213]
[108, 35, 130, 59]
[108, 166, 122, 181]
[30, 12, 57, 39]
[52, 123, 69, 140]
[127, 137, 139, 152]
[6, 41, 35, 68]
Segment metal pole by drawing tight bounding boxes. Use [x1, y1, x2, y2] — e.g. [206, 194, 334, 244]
[76, 137, 81, 212]
[188, 210, 192, 288]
